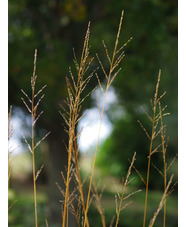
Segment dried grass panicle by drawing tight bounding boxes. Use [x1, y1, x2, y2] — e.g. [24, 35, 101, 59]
[115, 152, 137, 227]
[35, 164, 44, 181]
[21, 49, 50, 227]
[57, 167, 84, 226]
[9, 10, 177, 227]
[21, 89, 32, 103]
[34, 131, 51, 150]
[31, 49, 37, 91]
[137, 120, 151, 140]
[92, 182, 106, 227]
[151, 163, 164, 177]
[61, 21, 96, 227]
[138, 70, 177, 227]
[159, 100, 169, 227]
[22, 133, 32, 153]
[142, 70, 163, 227]
[149, 175, 174, 227]
[130, 162, 146, 186]
[83, 11, 132, 227]
[167, 154, 177, 172]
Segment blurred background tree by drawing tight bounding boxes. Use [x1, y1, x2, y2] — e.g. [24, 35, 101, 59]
[8, 0, 177, 225]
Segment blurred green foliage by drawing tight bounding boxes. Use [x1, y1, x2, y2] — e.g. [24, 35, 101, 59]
[8, 184, 178, 227]
[88, 191, 178, 227]
[8, 188, 47, 227]
[9, 0, 177, 186]
[94, 1, 177, 182]
[8, 1, 177, 225]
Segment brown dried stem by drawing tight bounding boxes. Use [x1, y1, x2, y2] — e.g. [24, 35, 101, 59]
[159, 102, 167, 227]
[62, 22, 93, 227]
[21, 49, 49, 227]
[143, 70, 161, 227]
[115, 152, 136, 227]
[92, 182, 106, 227]
[149, 175, 173, 227]
[84, 10, 132, 227]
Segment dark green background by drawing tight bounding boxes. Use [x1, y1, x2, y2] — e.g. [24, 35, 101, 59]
[8, 0, 177, 226]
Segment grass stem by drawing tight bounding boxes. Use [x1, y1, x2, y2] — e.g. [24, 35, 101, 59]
[84, 10, 125, 227]
[143, 71, 161, 227]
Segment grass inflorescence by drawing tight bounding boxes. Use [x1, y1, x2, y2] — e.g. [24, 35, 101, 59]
[21, 49, 51, 227]
[8, 10, 177, 227]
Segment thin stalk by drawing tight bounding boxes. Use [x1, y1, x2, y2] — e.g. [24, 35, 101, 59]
[66, 199, 69, 227]
[83, 10, 124, 227]
[84, 85, 108, 227]
[62, 128, 75, 227]
[143, 71, 161, 227]
[149, 175, 173, 227]
[62, 56, 85, 227]
[74, 141, 90, 227]
[115, 153, 136, 227]
[21, 49, 49, 227]
[62, 24, 90, 227]
[163, 150, 167, 227]
[143, 117, 155, 227]
[159, 102, 167, 227]
[32, 115, 38, 227]
[31, 52, 38, 227]
[93, 182, 106, 227]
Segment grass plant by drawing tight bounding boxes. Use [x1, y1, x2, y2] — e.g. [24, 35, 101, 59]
[141, 71, 162, 227]
[21, 49, 50, 227]
[83, 10, 132, 227]
[8, 10, 177, 227]
[136, 71, 177, 227]
[58, 21, 96, 227]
